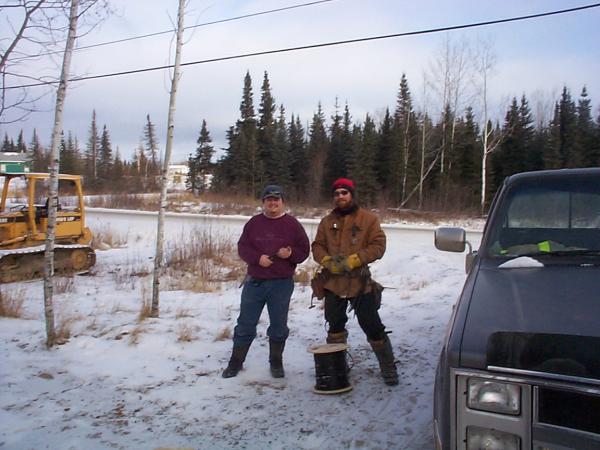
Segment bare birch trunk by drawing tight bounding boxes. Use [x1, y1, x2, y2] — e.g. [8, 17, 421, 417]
[476, 38, 497, 215]
[151, 0, 186, 317]
[44, 0, 80, 348]
[419, 115, 426, 210]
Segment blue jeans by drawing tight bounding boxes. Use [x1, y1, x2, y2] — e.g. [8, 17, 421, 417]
[233, 277, 294, 347]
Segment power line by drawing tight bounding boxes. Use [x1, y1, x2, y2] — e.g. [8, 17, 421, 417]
[11, 0, 337, 61]
[7, 2, 600, 89]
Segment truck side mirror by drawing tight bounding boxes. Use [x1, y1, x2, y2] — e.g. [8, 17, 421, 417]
[435, 227, 475, 273]
[435, 227, 467, 252]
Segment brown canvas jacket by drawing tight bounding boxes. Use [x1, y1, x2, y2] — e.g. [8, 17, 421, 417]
[311, 206, 386, 298]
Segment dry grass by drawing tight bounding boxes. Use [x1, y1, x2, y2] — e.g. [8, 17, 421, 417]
[91, 226, 129, 250]
[213, 326, 231, 342]
[87, 189, 484, 223]
[87, 194, 159, 210]
[164, 228, 244, 292]
[53, 312, 83, 344]
[54, 277, 75, 294]
[0, 288, 26, 318]
[175, 308, 193, 319]
[128, 325, 144, 345]
[138, 285, 153, 322]
[109, 256, 151, 290]
[177, 322, 197, 342]
[55, 320, 72, 343]
[86, 316, 99, 332]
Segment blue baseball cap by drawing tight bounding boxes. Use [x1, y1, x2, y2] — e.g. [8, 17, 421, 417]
[262, 185, 284, 201]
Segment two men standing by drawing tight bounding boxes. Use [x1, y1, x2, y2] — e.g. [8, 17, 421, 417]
[224, 178, 398, 386]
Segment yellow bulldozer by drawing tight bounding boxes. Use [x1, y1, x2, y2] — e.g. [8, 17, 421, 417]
[0, 172, 96, 283]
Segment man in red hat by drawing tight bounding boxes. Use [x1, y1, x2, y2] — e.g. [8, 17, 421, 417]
[311, 177, 398, 386]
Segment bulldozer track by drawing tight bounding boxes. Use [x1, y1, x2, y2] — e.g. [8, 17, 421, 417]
[0, 245, 96, 283]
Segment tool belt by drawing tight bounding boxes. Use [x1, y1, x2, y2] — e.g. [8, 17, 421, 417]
[310, 270, 328, 300]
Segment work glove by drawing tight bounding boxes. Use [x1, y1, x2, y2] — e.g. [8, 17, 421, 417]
[343, 253, 361, 271]
[320, 255, 345, 275]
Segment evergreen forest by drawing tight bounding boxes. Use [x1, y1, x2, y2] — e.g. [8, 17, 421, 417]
[2, 70, 599, 214]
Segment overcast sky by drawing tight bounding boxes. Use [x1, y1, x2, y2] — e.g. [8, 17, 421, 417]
[2, 0, 599, 163]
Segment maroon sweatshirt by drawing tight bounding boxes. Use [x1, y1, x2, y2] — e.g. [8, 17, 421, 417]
[237, 213, 310, 279]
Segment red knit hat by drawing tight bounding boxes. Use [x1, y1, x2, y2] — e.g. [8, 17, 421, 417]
[332, 178, 355, 195]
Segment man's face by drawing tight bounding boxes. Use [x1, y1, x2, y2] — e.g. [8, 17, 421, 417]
[263, 196, 284, 217]
[333, 188, 352, 210]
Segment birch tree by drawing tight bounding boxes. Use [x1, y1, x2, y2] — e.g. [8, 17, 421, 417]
[474, 38, 503, 214]
[151, 0, 186, 318]
[41, 0, 109, 347]
[43, 0, 80, 347]
[427, 35, 473, 179]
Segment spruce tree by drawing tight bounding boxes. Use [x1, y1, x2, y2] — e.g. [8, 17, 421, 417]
[306, 103, 328, 204]
[545, 102, 562, 169]
[1, 133, 13, 152]
[591, 110, 600, 167]
[112, 148, 125, 187]
[392, 74, 420, 205]
[212, 126, 236, 192]
[557, 86, 578, 167]
[193, 119, 214, 193]
[375, 108, 394, 202]
[517, 95, 537, 172]
[453, 107, 480, 207]
[575, 86, 595, 167]
[272, 105, 292, 190]
[258, 71, 277, 184]
[491, 98, 519, 184]
[143, 114, 160, 184]
[98, 125, 113, 182]
[288, 114, 307, 200]
[16, 130, 27, 153]
[349, 114, 380, 207]
[85, 110, 100, 185]
[186, 152, 199, 193]
[30, 129, 47, 172]
[324, 99, 348, 194]
[220, 71, 262, 196]
[59, 132, 81, 175]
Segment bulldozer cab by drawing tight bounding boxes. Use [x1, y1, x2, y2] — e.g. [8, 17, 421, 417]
[0, 172, 90, 249]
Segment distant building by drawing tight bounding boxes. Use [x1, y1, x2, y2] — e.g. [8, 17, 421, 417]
[0, 152, 30, 174]
[167, 164, 189, 191]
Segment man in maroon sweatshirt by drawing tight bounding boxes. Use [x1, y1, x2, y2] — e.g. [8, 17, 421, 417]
[222, 185, 310, 379]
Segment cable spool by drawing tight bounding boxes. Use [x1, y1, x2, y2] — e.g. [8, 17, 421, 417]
[307, 343, 352, 394]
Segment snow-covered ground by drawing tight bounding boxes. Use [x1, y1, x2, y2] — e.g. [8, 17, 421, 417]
[0, 211, 480, 450]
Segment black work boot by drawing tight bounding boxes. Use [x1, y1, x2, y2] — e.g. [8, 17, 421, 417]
[326, 329, 348, 344]
[369, 335, 399, 386]
[269, 340, 286, 378]
[222, 344, 251, 378]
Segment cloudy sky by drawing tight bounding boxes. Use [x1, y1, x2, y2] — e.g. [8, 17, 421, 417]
[3, 0, 600, 163]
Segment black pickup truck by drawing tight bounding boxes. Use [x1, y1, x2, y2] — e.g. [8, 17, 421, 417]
[433, 168, 600, 450]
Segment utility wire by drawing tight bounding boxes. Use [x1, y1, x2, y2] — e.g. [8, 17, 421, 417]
[11, 0, 337, 61]
[7, 2, 600, 89]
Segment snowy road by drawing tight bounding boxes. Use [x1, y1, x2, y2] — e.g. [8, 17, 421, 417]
[86, 207, 482, 243]
[1, 210, 481, 450]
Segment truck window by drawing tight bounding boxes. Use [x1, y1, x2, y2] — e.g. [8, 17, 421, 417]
[486, 183, 600, 257]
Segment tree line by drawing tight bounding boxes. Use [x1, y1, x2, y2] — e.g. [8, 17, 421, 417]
[2, 111, 163, 193]
[2, 71, 599, 211]
[208, 70, 599, 212]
